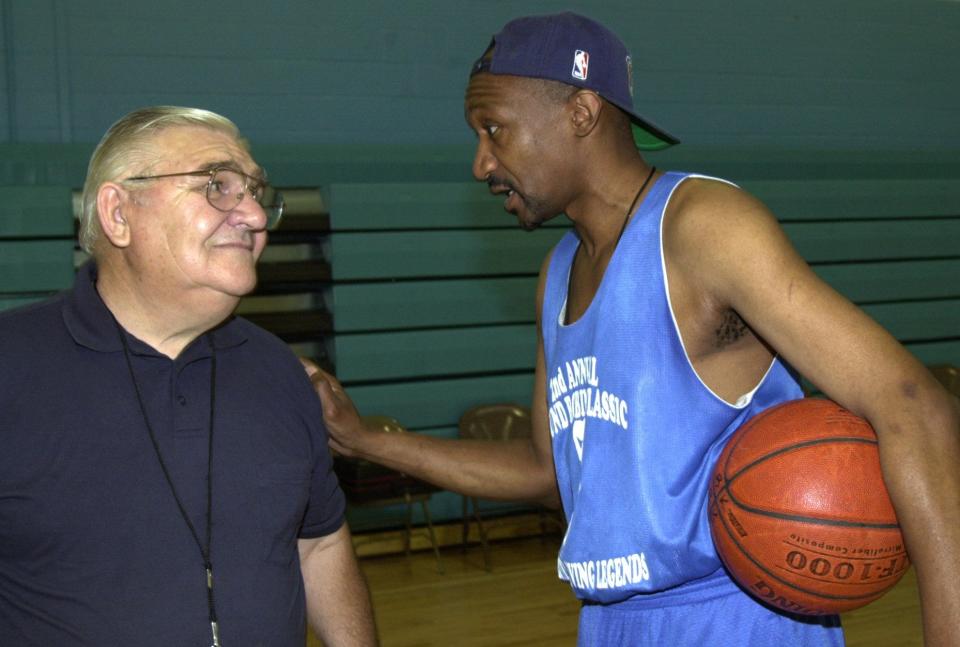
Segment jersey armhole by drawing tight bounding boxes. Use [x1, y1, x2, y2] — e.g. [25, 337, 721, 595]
[658, 174, 778, 410]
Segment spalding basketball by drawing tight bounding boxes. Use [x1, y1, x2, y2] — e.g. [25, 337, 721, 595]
[709, 398, 909, 615]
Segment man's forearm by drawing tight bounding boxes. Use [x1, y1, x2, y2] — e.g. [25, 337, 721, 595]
[300, 526, 378, 646]
[350, 430, 559, 506]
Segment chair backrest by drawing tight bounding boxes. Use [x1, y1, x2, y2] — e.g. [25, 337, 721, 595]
[458, 403, 532, 441]
[361, 415, 407, 435]
[335, 415, 440, 500]
[930, 364, 960, 398]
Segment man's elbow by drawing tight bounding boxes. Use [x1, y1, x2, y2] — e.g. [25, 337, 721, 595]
[876, 376, 960, 446]
[907, 377, 959, 435]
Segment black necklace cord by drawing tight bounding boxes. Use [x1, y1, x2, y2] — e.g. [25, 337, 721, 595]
[565, 166, 657, 322]
[616, 166, 656, 246]
[206, 337, 220, 647]
[113, 319, 221, 646]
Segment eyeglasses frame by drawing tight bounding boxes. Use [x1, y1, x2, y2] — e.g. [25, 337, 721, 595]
[123, 166, 284, 229]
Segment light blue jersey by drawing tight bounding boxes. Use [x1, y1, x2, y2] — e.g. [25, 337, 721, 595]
[542, 172, 844, 644]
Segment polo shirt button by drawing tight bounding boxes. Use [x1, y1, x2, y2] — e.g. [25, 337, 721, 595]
[177, 395, 187, 406]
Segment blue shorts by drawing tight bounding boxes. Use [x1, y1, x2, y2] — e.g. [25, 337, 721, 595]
[577, 570, 845, 646]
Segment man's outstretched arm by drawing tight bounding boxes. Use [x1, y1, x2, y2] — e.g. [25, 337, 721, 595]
[302, 254, 560, 508]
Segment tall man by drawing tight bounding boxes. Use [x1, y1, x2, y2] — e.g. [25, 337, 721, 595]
[308, 12, 960, 647]
[0, 106, 377, 646]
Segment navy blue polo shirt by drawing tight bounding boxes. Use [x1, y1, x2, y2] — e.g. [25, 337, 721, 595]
[0, 263, 345, 646]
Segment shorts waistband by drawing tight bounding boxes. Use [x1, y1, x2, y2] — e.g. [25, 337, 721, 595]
[582, 568, 739, 610]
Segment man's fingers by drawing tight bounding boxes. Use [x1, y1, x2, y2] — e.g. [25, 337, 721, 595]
[299, 356, 320, 377]
[328, 438, 347, 455]
[300, 359, 347, 397]
[310, 376, 355, 422]
[304, 364, 345, 392]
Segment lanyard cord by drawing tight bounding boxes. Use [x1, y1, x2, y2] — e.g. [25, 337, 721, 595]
[114, 320, 221, 646]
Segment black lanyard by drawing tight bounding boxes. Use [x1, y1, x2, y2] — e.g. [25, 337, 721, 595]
[115, 321, 222, 647]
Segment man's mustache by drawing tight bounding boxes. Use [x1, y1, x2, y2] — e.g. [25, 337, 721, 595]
[487, 176, 517, 194]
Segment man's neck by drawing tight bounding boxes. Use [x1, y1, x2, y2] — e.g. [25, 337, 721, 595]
[566, 157, 652, 257]
[95, 261, 238, 359]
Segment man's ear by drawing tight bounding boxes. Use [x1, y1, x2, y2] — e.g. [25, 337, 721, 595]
[570, 90, 604, 137]
[96, 182, 132, 249]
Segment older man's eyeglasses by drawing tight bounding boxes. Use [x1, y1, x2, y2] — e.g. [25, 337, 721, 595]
[124, 167, 284, 230]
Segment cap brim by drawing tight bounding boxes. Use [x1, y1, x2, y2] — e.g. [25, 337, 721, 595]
[632, 123, 678, 151]
[610, 99, 679, 151]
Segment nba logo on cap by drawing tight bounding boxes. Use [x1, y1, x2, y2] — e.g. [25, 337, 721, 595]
[572, 49, 589, 81]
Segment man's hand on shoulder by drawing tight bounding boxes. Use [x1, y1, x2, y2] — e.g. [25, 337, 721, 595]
[299, 358, 371, 458]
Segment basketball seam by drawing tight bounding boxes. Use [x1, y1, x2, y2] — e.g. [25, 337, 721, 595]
[722, 436, 897, 528]
[709, 487, 896, 605]
[726, 436, 877, 485]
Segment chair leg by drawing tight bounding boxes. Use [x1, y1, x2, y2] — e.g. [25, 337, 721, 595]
[471, 497, 492, 571]
[403, 491, 413, 556]
[461, 495, 470, 551]
[419, 499, 444, 574]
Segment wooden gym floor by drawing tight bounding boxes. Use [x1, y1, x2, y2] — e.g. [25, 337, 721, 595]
[309, 531, 922, 646]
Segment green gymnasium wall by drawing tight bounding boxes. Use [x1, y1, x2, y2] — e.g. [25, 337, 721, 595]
[1, 1, 958, 149]
[1, 1, 958, 529]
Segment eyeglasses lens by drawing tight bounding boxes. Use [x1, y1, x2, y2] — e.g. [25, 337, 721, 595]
[259, 185, 284, 229]
[207, 169, 284, 230]
[207, 169, 245, 211]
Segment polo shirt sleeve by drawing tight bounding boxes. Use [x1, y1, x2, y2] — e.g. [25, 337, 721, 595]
[295, 373, 347, 539]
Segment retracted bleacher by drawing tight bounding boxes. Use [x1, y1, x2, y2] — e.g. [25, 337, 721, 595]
[305, 150, 960, 530]
[2, 144, 958, 534]
[0, 185, 76, 310]
[234, 187, 333, 366]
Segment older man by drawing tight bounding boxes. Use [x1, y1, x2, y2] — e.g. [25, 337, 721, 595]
[309, 12, 960, 647]
[0, 107, 376, 646]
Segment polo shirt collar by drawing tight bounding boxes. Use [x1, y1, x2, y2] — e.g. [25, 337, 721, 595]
[63, 261, 248, 356]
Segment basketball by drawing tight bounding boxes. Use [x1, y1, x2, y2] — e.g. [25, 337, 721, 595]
[709, 398, 910, 615]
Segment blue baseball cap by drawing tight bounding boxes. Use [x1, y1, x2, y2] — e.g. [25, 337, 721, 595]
[471, 12, 679, 151]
